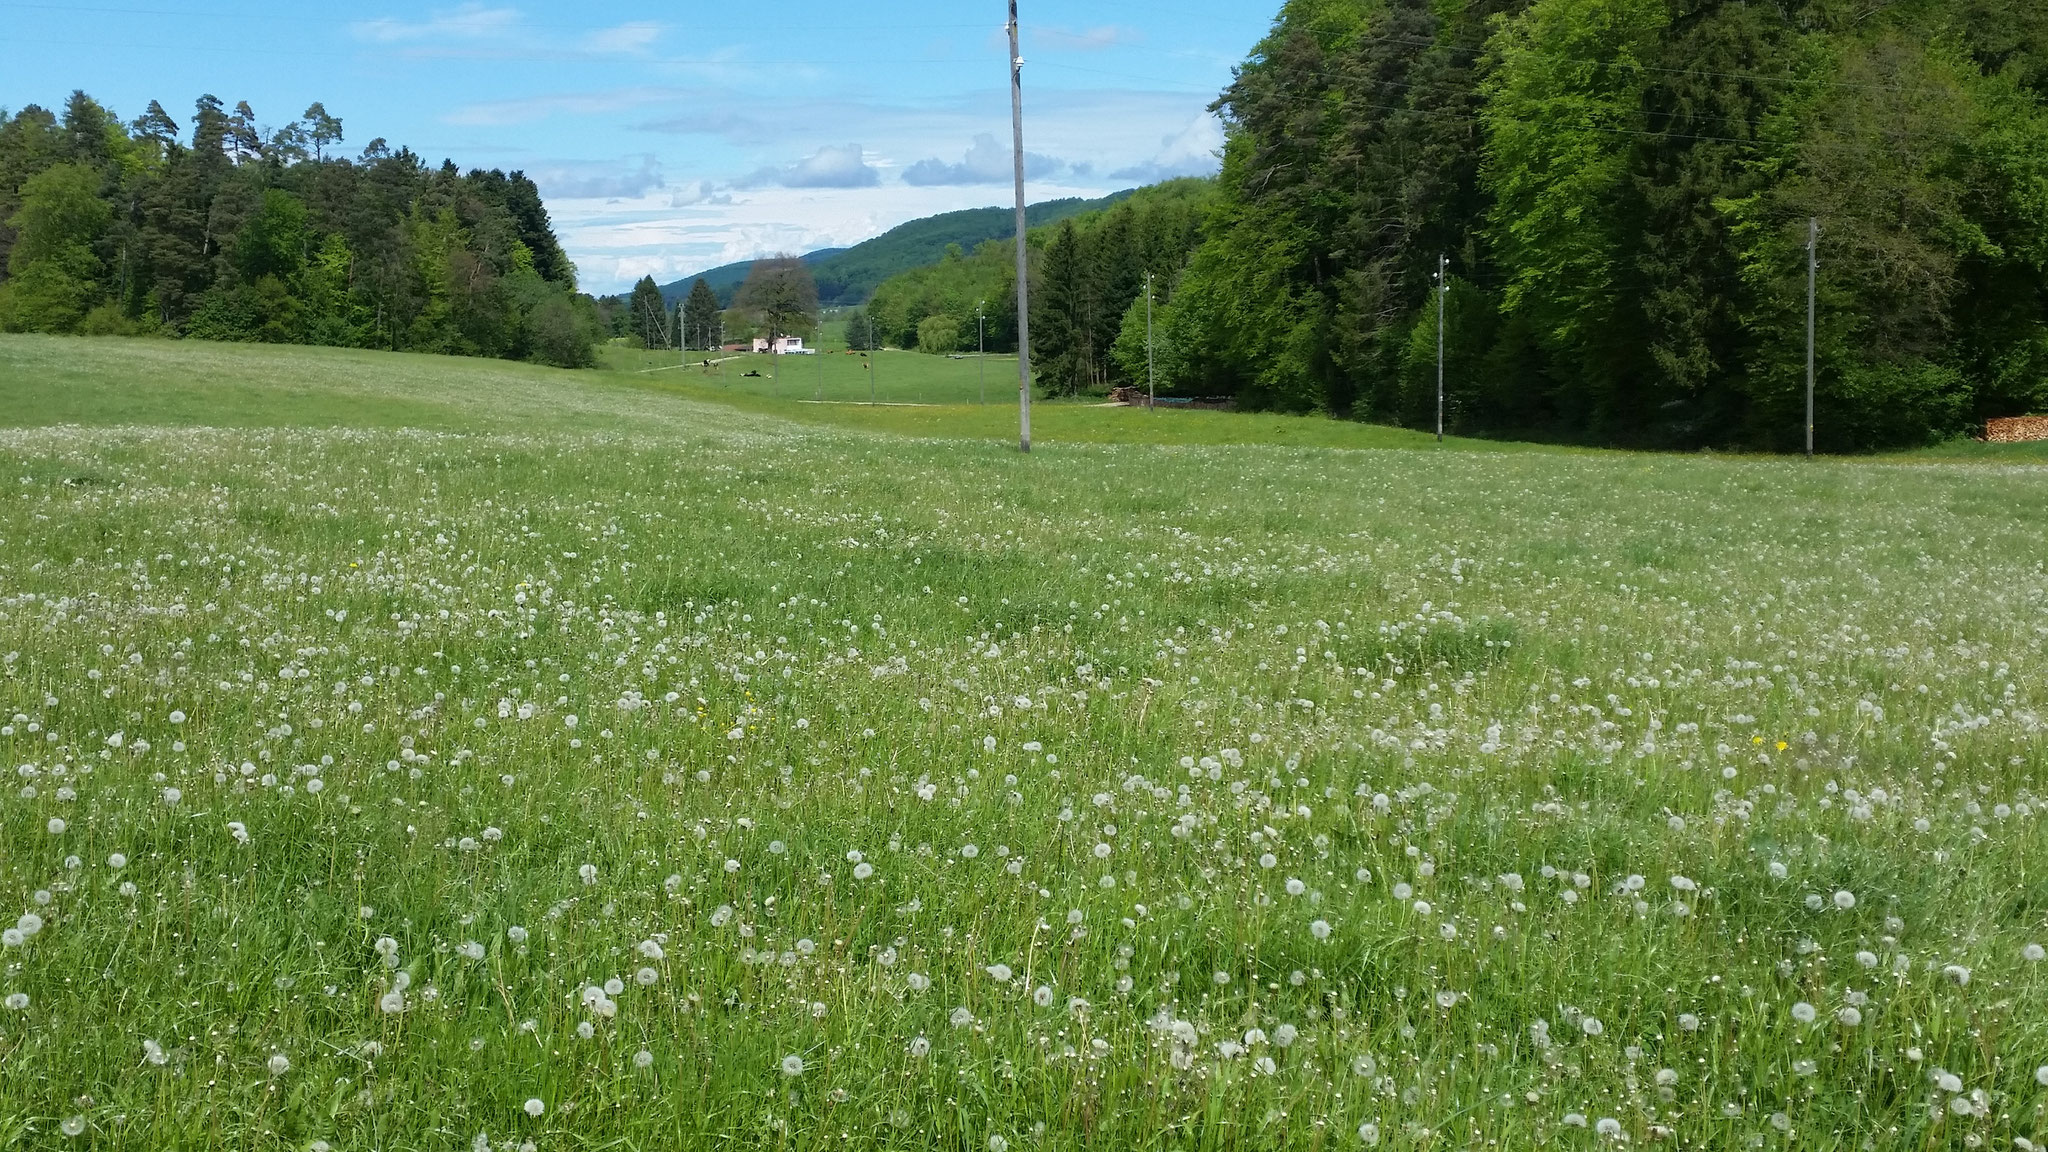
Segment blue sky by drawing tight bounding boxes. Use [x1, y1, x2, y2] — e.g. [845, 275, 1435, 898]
[4, 1, 1274, 293]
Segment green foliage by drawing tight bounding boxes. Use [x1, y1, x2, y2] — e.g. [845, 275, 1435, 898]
[0, 91, 597, 366]
[914, 313, 960, 355]
[1159, 0, 2048, 449]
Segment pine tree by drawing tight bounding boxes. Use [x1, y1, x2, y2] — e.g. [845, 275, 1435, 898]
[682, 277, 721, 350]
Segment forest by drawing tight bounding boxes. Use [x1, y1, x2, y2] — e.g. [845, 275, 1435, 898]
[1150, 0, 2048, 449]
[0, 92, 601, 367]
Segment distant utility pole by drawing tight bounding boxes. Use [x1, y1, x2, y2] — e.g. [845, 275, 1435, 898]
[977, 300, 987, 406]
[1435, 253, 1449, 444]
[869, 314, 878, 406]
[1008, 0, 1032, 454]
[1145, 270, 1155, 409]
[1806, 217, 1820, 458]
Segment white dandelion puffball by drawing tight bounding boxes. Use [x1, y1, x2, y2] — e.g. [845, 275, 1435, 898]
[458, 941, 485, 961]
[268, 1053, 291, 1076]
[634, 1049, 654, 1069]
[985, 963, 1013, 982]
[1033, 985, 1055, 1007]
[46, 817, 65, 835]
[1837, 1006, 1863, 1027]
[1833, 890, 1856, 910]
[2036, 1065, 2048, 1087]
[1791, 1002, 1817, 1024]
[143, 1039, 167, 1065]
[61, 1116, 86, 1137]
[17, 913, 43, 937]
[162, 787, 181, 806]
[1358, 1122, 1381, 1145]
[169, 710, 186, 724]
[4, 993, 28, 1010]
[1580, 1016, 1603, 1037]
[107, 853, 127, 869]
[2024, 943, 2045, 962]
[1595, 1117, 1623, 1138]
[507, 926, 529, 944]
[908, 1036, 931, 1058]
[1, 930, 20, 948]
[989, 1137, 1009, 1152]
[578, 863, 598, 885]
[853, 862, 874, 880]
[780, 1054, 805, 1076]
[1310, 918, 1332, 940]
[523, 1098, 545, 1118]
[950, 1006, 974, 1028]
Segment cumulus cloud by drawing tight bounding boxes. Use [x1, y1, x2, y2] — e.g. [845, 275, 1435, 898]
[535, 156, 665, 201]
[742, 144, 879, 189]
[1109, 112, 1224, 182]
[902, 134, 1067, 186]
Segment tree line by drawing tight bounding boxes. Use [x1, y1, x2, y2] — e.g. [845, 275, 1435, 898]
[1148, 0, 2048, 450]
[0, 91, 602, 366]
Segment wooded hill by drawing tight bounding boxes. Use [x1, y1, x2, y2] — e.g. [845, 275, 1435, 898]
[659, 192, 1133, 310]
[0, 92, 601, 366]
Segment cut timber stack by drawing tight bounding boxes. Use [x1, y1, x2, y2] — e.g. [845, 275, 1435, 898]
[1986, 416, 2048, 443]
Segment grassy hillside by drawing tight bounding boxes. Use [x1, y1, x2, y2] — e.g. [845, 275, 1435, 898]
[661, 192, 1134, 308]
[0, 334, 2045, 1150]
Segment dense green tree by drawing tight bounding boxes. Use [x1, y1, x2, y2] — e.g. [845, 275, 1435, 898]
[733, 255, 818, 349]
[626, 275, 667, 349]
[0, 162, 112, 332]
[681, 277, 720, 350]
[0, 90, 600, 366]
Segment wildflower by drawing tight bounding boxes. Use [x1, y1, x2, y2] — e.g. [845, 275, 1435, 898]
[15, 913, 40, 936]
[1359, 1122, 1381, 1145]
[1677, 1013, 1700, 1031]
[578, 864, 598, 884]
[1833, 890, 1856, 910]
[46, 817, 65, 835]
[507, 926, 529, 944]
[1837, 1006, 1862, 1027]
[4, 993, 27, 1010]
[523, 1098, 545, 1118]
[1273, 1023, 1298, 1048]
[1580, 1016, 1603, 1037]
[1310, 918, 1331, 941]
[780, 1054, 805, 1076]
[107, 853, 126, 869]
[2024, 943, 2045, 962]
[143, 1039, 167, 1065]
[853, 862, 874, 880]
[269, 1053, 291, 1076]
[2036, 1066, 2048, 1087]
[989, 1137, 1009, 1152]
[458, 941, 485, 961]
[1791, 1002, 1817, 1024]
[61, 1116, 86, 1137]
[909, 1036, 931, 1057]
[227, 821, 248, 844]
[986, 963, 1013, 982]
[1595, 1117, 1623, 1138]
[950, 1006, 974, 1028]
[1033, 985, 1055, 1007]
[634, 1049, 654, 1070]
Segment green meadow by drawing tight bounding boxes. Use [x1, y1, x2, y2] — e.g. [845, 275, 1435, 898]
[0, 334, 2043, 1151]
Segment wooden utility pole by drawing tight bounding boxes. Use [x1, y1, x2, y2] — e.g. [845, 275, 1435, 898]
[1806, 218, 1819, 458]
[1008, 0, 1032, 453]
[1435, 253, 1448, 443]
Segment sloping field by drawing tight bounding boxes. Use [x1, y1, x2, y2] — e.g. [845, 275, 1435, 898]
[0, 335, 2043, 1149]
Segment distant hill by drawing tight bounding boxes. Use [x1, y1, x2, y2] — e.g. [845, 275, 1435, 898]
[661, 192, 1134, 308]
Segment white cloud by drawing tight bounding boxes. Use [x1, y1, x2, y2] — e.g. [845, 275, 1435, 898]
[1033, 25, 1143, 52]
[353, 3, 521, 45]
[1110, 112, 1224, 182]
[533, 156, 665, 201]
[742, 144, 880, 190]
[902, 134, 1068, 187]
[445, 88, 679, 127]
[582, 22, 663, 56]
